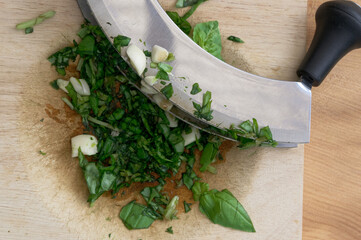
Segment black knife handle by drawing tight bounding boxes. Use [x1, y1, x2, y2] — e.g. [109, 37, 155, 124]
[297, 1, 361, 87]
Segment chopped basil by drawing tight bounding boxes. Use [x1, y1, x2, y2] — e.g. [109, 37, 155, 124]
[181, 0, 208, 20]
[193, 91, 213, 121]
[16, 10, 56, 33]
[156, 70, 169, 80]
[165, 226, 174, 234]
[39, 150, 46, 156]
[164, 196, 179, 220]
[50, 79, 59, 90]
[199, 142, 218, 172]
[161, 84, 174, 99]
[119, 201, 155, 230]
[166, 53, 175, 62]
[25, 27, 33, 34]
[113, 35, 131, 51]
[190, 83, 202, 95]
[166, 11, 192, 35]
[183, 201, 192, 213]
[158, 63, 173, 73]
[144, 50, 152, 57]
[77, 35, 95, 56]
[176, 0, 200, 7]
[227, 119, 277, 149]
[227, 35, 244, 43]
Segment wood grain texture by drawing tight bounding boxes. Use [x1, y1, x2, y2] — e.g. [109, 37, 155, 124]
[303, 1, 361, 240]
[0, 0, 307, 239]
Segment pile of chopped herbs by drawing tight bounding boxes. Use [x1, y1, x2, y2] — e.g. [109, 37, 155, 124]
[47, 2, 277, 234]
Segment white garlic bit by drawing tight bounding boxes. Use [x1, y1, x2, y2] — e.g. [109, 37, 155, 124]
[152, 45, 169, 63]
[57, 79, 69, 93]
[127, 44, 146, 76]
[182, 127, 201, 146]
[71, 134, 98, 157]
[69, 77, 90, 96]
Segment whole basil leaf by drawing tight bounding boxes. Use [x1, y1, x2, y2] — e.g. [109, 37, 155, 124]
[193, 21, 222, 60]
[119, 201, 155, 230]
[199, 189, 255, 232]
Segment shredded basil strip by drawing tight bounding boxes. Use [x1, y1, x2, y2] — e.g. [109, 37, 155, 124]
[227, 35, 244, 43]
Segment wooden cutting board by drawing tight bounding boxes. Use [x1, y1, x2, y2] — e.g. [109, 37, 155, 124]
[303, 1, 361, 240]
[0, 0, 307, 239]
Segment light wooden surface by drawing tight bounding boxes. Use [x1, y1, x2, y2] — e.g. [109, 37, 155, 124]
[0, 0, 308, 239]
[303, 1, 361, 240]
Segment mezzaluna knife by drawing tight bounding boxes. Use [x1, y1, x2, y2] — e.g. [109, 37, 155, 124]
[77, 0, 361, 147]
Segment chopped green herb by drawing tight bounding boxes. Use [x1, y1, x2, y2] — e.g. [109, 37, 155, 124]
[77, 35, 95, 56]
[181, 0, 208, 20]
[226, 119, 277, 149]
[165, 226, 174, 234]
[227, 35, 244, 43]
[161, 84, 174, 99]
[182, 173, 193, 189]
[39, 150, 46, 156]
[166, 11, 192, 35]
[150, 62, 158, 68]
[119, 201, 155, 230]
[40, 118, 44, 122]
[183, 201, 192, 213]
[190, 83, 202, 95]
[164, 196, 179, 220]
[158, 63, 173, 73]
[199, 142, 219, 172]
[166, 53, 175, 62]
[25, 27, 33, 34]
[193, 91, 213, 121]
[113, 35, 131, 51]
[48, 46, 77, 76]
[50, 79, 59, 90]
[156, 70, 169, 81]
[176, 0, 207, 8]
[144, 50, 152, 57]
[16, 10, 56, 31]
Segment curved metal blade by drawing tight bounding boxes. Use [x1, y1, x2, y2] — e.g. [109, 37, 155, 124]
[77, 0, 312, 145]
